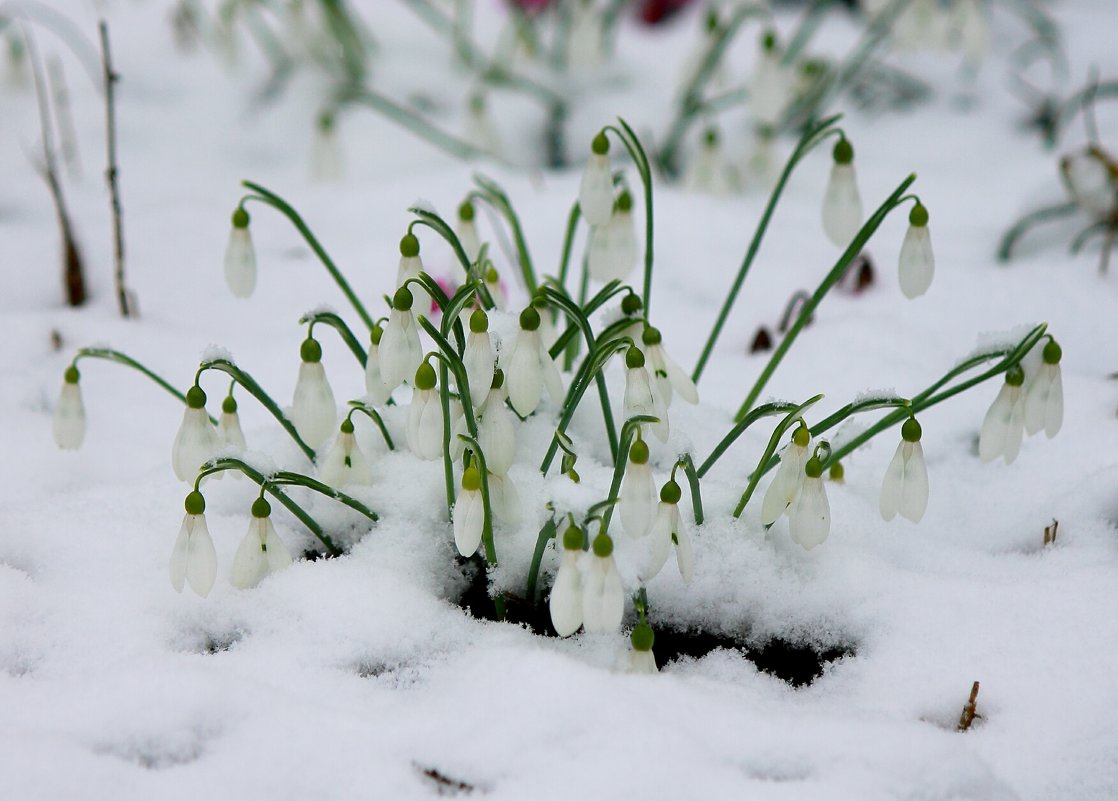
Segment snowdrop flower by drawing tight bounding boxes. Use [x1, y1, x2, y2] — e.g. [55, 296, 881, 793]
[761, 424, 811, 525]
[364, 323, 393, 405]
[619, 435, 656, 539]
[483, 263, 507, 311]
[685, 128, 733, 196]
[224, 207, 256, 298]
[623, 346, 668, 442]
[788, 456, 830, 549]
[502, 306, 564, 417]
[568, 0, 603, 70]
[477, 370, 516, 476]
[587, 191, 637, 284]
[582, 531, 624, 634]
[291, 337, 337, 450]
[880, 418, 930, 524]
[677, 9, 725, 95]
[898, 203, 935, 299]
[311, 111, 343, 181]
[1024, 339, 1063, 439]
[453, 466, 486, 556]
[627, 623, 658, 674]
[395, 233, 431, 318]
[318, 418, 373, 487]
[487, 472, 521, 525]
[643, 479, 694, 582]
[979, 365, 1027, 464]
[231, 497, 293, 589]
[953, 0, 988, 66]
[579, 132, 614, 226]
[464, 91, 502, 155]
[751, 31, 791, 127]
[217, 394, 247, 451]
[463, 309, 496, 408]
[52, 365, 85, 450]
[822, 138, 863, 248]
[169, 491, 218, 597]
[641, 326, 698, 410]
[457, 201, 482, 266]
[380, 287, 424, 392]
[550, 523, 585, 637]
[407, 361, 444, 461]
[172, 386, 220, 482]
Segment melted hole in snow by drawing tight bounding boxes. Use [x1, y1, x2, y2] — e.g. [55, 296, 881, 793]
[413, 763, 482, 796]
[458, 560, 854, 687]
[175, 626, 246, 655]
[354, 659, 430, 690]
[95, 730, 211, 770]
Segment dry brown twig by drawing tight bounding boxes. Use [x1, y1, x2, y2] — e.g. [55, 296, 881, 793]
[958, 680, 981, 732]
[99, 20, 136, 318]
[1044, 519, 1059, 546]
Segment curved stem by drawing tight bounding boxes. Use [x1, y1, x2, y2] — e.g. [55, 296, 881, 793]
[346, 401, 395, 450]
[556, 201, 581, 293]
[692, 114, 843, 383]
[472, 173, 537, 294]
[197, 357, 315, 461]
[676, 453, 705, 526]
[732, 398, 823, 518]
[525, 514, 558, 603]
[698, 395, 823, 477]
[240, 181, 375, 331]
[734, 172, 917, 420]
[301, 309, 367, 368]
[997, 201, 1079, 261]
[72, 347, 217, 425]
[271, 470, 379, 522]
[547, 279, 627, 359]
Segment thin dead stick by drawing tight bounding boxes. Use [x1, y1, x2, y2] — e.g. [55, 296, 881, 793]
[46, 54, 80, 180]
[99, 20, 134, 318]
[23, 23, 86, 307]
[1043, 519, 1059, 546]
[957, 681, 981, 731]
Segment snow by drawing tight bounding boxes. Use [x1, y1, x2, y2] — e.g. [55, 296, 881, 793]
[3, 1, 1118, 799]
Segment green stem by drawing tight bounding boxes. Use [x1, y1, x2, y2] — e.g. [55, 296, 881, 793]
[71, 347, 217, 425]
[301, 309, 367, 368]
[734, 172, 917, 420]
[676, 454, 705, 526]
[697, 396, 822, 477]
[692, 114, 843, 383]
[732, 398, 824, 518]
[525, 514, 557, 603]
[197, 357, 316, 461]
[458, 433, 504, 620]
[346, 401, 394, 450]
[547, 279, 626, 360]
[472, 173, 537, 295]
[556, 201, 581, 293]
[997, 201, 1078, 261]
[240, 181, 375, 331]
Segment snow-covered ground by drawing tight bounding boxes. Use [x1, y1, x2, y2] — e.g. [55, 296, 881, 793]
[3, 1, 1118, 798]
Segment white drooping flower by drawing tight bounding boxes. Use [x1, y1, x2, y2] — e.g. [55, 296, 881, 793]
[477, 372, 516, 477]
[217, 396, 247, 452]
[568, 0, 603, 70]
[643, 480, 694, 582]
[760, 425, 812, 525]
[395, 233, 431, 318]
[52, 366, 86, 450]
[464, 91, 502, 155]
[380, 287, 424, 392]
[677, 9, 726, 95]
[685, 128, 733, 196]
[623, 346, 668, 443]
[407, 361, 444, 461]
[291, 338, 337, 449]
[582, 532, 624, 634]
[979, 367, 1027, 464]
[453, 466, 486, 557]
[640, 326, 699, 410]
[579, 132, 614, 226]
[462, 309, 496, 408]
[822, 138, 863, 248]
[231, 497, 294, 589]
[550, 524, 585, 637]
[169, 491, 218, 598]
[172, 387, 220, 483]
[364, 324, 393, 406]
[224, 207, 256, 298]
[501, 306, 564, 417]
[1024, 339, 1063, 439]
[587, 191, 638, 284]
[487, 472, 521, 525]
[750, 31, 791, 127]
[318, 420, 373, 487]
[457, 201, 482, 265]
[619, 436, 657, 539]
[788, 456, 830, 549]
[483, 263, 507, 311]
[898, 203, 935, 299]
[311, 112, 343, 181]
[627, 623, 658, 674]
[879, 418, 930, 524]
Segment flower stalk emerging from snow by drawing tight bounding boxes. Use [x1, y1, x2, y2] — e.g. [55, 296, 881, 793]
[170, 490, 218, 597]
[290, 337, 337, 450]
[879, 417, 930, 524]
[231, 496, 293, 589]
[627, 622, 657, 674]
[822, 137, 863, 248]
[898, 202, 934, 299]
[224, 206, 256, 298]
[53, 365, 86, 450]
[171, 385, 219, 482]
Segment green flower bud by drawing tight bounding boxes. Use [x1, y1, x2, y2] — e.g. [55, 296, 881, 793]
[64, 365, 80, 384]
[1006, 365, 1025, 387]
[592, 531, 613, 558]
[804, 457, 824, 478]
[462, 465, 481, 492]
[491, 368, 505, 390]
[393, 286, 414, 311]
[901, 417, 922, 443]
[1043, 339, 1062, 365]
[833, 137, 854, 165]
[415, 361, 437, 391]
[703, 127, 719, 147]
[909, 203, 929, 227]
[222, 395, 238, 414]
[231, 207, 250, 229]
[400, 233, 420, 258]
[184, 491, 206, 515]
[792, 423, 810, 448]
[625, 346, 645, 369]
[563, 523, 584, 551]
[300, 337, 322, 363]
[186, 385, 207, 409]
[485, 265, 499, 283]
[630, 623, 655, 652]
[641, 326, 662, 346]
[621, 294, 643, 316]
[829, 461, 845, 482]
[340, 418, 354, 434]
[660, 480, 682, 505]
[370, 324, 384, 346]
[629, 437, 649, 465]
[519, 306, 541, 331]
[470, 308, 489, 333]
[761, 29, 777, 52]
[617, 190, 633, 213]
[591, 131, 609, 156]
[458, 201, 475, 222]
[251, 496, 272, 518]
[318, 111, 335, 132]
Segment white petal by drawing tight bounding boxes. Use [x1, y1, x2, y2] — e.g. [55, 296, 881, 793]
[231, 521, 268, 589]
[579, 153, 614, 226]
[343, 438, 374, 485]
[406, 389, 428, 456]
[659, 345, 699, 405]
[898, 224, 935, 299]
[673, 511, 694, 582]
[582, 556, 623, 633]
[363, 344, 393, 405]
[641, 503, 674, 581]
[760, 443, 808, 525]
[538, 337, 565, 406]
[463, 331, 495, 408]
[1004, 393, 1025, 465]
[418, 393, 445, 461]
[292, 362, 337, 449]
[587, 223, 613, 283]
[606, 211, 638, 282]
[311, 129, 342, 181]
[822, 163, 863, 248]
[620, 461, 656, 539]
[979, 384, 1015, 463]
[264, 521, 293, 573]
[624, 367, 663, 441]
[751, 50, 790, 126]
[395, 255, 431, 314]
[52, 382, 86, 450]
[218, 412, 247, 451]
[549, 551, 583, 636]
[453, 489, 485, 556]
[458, 220, 481, 264]
[627, 648, 659, 674]
[789, 477, 830, 549]
[1045, 366, 1063, 438]
[224, 227, 257, 298]
[478, 401, 516, 476]
[879, 440, 907, 522]
[185, 515, 218, 597]
[169, 514, 194, 592]
[171, 407, 219, 483]
[488, 473, 521, 525]
[506, 334, 542, 416]
[899, 441, 929, 524]
[1025, 364, 1062, 439]
[379, 310, 421, 390]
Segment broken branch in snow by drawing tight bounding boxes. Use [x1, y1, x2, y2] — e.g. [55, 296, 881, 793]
[100, 20, 136, 318]
[958, 680, 982, 731]
[1044, 518, 1059, 546]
